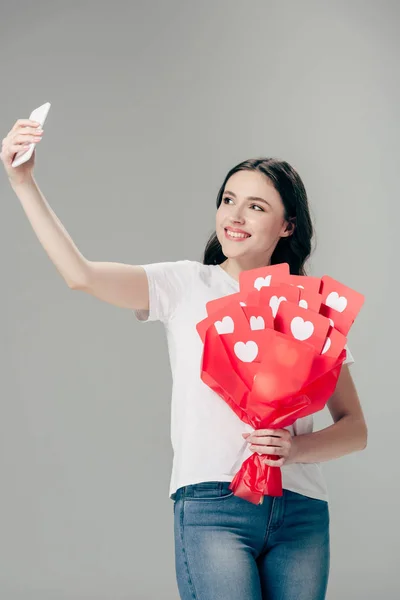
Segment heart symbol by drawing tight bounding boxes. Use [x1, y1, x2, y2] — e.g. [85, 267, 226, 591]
[299, 299, 308, 309]
[250, 316, 265, 330]
[234, 341, 258, 362]
[254, 275, 272, 290]
[214, 316, 234, 334]
[326, 291, 347, 313]
[269, 295, 287, 318]
[321, 337, 331, 354]
[290, 316, 314, 341]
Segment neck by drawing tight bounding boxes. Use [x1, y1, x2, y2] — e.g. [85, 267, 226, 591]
[220, 257, 272, 280]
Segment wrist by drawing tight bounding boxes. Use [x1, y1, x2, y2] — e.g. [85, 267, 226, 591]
[9, 174, 35, 189]
[288, 435, 300, 464]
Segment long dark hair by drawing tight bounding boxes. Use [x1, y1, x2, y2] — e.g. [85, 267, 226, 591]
[202, 158, 314, 276]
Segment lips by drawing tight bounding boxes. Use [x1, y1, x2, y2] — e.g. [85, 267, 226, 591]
[225, 227, 250, 235]
[224, 228, 251, 241]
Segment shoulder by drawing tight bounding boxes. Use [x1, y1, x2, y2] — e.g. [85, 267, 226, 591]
[152, 259, 215, 280]
[140, 259, 217, 288]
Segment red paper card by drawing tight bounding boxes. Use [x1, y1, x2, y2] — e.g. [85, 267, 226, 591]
[197, 301, 244, 343]
[258, 285, 300, 318]
[206, 292, 247, 316]
[320, 325, 347, 359]
[197, 299, 269, 343]
[298, 289, 322, 313]
[244, 290, 264, 306]
[220, 328, 273, 388]
[274, 301, 330, 354]
[285, 274, 321, 294]
[241, 305, 274, 331]
[239, 263, 290, 294]
[319, 275, 365, 335]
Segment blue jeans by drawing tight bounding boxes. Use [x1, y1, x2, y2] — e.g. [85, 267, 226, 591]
[173, 481, 330, 600]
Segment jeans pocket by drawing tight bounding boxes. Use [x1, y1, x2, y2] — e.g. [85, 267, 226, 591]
[184, 481, 235, 501]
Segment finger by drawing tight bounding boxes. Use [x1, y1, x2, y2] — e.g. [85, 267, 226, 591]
[10, 141, 35, 153]
[12, 119, 41, 131]
[1, 140, 35, 161]
[248, 436, 286, 447]
[249, 444, 282, 454]
[264, 457, 285, 467]
[248, 446, 286, 466]
[16, 126, 43, 136]
[2, 136, 31, 152]
[253, 429, 283, 438]
[13, 133, 42, 145]
[266, 436, 286, 446]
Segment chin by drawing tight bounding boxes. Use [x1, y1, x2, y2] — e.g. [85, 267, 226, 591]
[221, 245, 247, 259]
[217, 230, 254, 259]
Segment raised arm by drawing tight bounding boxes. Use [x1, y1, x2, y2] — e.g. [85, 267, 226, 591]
[73, 260, 149, 310]
[1, 118, 149, 311]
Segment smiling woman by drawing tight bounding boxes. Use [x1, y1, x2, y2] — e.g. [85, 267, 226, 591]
[2, 121, 366, 600]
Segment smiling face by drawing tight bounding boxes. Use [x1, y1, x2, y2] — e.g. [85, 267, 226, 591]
[215, 170, 293, 275]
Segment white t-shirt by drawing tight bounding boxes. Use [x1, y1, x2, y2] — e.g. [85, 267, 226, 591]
[133, 260, 354, 502]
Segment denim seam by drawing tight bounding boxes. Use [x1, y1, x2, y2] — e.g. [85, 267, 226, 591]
[179, 497, 198, 600]
[260, 496, 276, 553]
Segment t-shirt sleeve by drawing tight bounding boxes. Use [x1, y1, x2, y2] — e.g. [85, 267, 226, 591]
[343, 343, 355, 366]
[132, 259, 195, 324]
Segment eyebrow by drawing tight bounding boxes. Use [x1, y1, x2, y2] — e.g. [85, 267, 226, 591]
[223, 190, 272, 208]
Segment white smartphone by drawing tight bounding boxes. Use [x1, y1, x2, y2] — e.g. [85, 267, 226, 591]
[11, 102, 51, 168]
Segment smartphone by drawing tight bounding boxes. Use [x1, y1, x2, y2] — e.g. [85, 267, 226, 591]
[12, 102, 51, 168]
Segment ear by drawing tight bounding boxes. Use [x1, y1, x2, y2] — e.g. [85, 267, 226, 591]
[281, 217, 296, 238]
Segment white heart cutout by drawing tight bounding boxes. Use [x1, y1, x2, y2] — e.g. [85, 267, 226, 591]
[269, 295, 287, 318]
[299, 299, 308, 309]
[240, 302, 246, 306]
[290, 316, 314, 341]
[234, 341, 258, 362]
[254, 275, 271, 290]
[321, 337, 331, 354]
[326, 291, 347, 313]
[250, 316, 265, 330]
[214, 316, 234, 334]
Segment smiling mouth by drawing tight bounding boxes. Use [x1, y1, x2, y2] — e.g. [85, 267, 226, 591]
[224, 228, 251, 240]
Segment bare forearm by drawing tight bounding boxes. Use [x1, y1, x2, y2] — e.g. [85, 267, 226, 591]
[292, 415, 368, 464]
[10, 176, 88, 287]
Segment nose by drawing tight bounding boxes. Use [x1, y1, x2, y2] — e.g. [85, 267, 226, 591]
[230, 204, 245, 224]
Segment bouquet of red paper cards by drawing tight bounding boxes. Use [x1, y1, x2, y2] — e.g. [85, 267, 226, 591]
[196, 263, 364, 505]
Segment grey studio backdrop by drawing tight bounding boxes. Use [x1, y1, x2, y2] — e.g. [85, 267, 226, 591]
[0, 1, 398, 599]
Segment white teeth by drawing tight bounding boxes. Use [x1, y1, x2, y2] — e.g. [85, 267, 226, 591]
[226, 229, 250, 239]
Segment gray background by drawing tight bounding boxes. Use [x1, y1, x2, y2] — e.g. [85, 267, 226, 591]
[1, 1, 398, 598]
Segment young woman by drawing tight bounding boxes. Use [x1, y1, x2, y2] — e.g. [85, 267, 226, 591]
[1, 118, 367, 600]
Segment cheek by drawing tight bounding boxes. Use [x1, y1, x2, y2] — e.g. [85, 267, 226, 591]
[253, 215, 283, 239]
[215, 211, 225, 241]
[215, 207, 226, 227]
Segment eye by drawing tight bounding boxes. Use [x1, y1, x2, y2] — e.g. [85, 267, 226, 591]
[222, 197, 264, 212]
